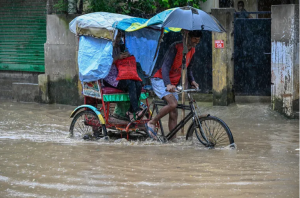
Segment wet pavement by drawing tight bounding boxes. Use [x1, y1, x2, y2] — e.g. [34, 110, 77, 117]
[0, 99, 298, 197]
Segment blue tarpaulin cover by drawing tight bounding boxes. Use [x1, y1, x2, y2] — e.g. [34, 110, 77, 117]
[125, 28, 161, 76]
[78, 36, 113, 82]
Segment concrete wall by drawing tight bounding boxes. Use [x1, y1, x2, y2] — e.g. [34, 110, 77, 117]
[234, 0, 258, 18]
[44, 14, 83, 105]
[271, 4, 299, 118]
[199, 0, 219, 13]
[211, 8, 235, 106]
[0, 71, 40, 100]
[234, 0, 258, 11]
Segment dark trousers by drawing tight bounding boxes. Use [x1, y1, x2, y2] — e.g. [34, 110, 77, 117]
[104, 80, 142, 113]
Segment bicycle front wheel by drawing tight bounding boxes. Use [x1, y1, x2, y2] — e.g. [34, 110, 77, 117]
[69, 110, 107, 140]
[186, 116, 234, 148]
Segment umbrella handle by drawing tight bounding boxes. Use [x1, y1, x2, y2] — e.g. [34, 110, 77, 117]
[180, 53, 187, 135]
[180, 30, 189, 135]
[182, 30, 189, 54]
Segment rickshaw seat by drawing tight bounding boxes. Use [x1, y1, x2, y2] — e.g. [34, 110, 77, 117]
[102, 87, 124, 94]
[102, 87, 147, 94]
[101, 87, 148, 102]
[82, 81, 148, 102]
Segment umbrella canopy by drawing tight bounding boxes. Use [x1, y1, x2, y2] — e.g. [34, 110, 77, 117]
[116, 6, 225, 33]
[163, 6, 225, 32]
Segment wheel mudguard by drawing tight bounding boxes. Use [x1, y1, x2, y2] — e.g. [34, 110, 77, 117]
[70, 105, 105, 124]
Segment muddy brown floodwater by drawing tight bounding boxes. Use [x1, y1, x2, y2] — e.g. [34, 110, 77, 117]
[0, 99, 298, 198]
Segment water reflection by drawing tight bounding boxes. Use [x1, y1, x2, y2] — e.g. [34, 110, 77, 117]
[0, 100, 298, 197]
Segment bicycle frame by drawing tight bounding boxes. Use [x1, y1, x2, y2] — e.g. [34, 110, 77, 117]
[151, 91, 205, 142]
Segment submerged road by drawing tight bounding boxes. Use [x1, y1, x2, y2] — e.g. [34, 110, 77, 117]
[0, 99, 298, 197]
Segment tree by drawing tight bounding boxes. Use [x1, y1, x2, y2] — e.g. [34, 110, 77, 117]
[88, 0, 208, 17]
[54, 0, 208, 16]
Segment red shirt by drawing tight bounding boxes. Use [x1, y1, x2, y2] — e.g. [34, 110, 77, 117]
[153, 42, 195, 85]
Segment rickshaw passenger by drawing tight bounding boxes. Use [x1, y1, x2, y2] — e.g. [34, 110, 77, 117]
[146, 30, 202, 140]
[103, 32, 145, 121]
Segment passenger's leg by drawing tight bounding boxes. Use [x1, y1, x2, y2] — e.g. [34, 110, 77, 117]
[118, 80, 140, 113]
[135, 81, 147, 119]
[117, 80, 128, 90]
[135, 81, 142, 102]
[128, 80, 140, 113]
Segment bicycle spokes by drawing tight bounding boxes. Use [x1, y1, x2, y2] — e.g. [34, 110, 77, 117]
[201, 119, 231, 147]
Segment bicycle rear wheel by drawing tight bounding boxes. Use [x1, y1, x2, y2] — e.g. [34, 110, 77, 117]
[186, 116, 234, 148]
[69, 110, 107, 140]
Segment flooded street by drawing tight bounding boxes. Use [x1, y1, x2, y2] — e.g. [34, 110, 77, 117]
[0, 99, 298, 198]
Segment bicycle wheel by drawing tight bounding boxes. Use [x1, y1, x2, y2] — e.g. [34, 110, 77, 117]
[69, 110, 107, 140]
[186, 116, 234, 148]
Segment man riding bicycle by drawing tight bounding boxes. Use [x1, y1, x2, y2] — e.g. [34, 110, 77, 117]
[146, 30, 202, 140]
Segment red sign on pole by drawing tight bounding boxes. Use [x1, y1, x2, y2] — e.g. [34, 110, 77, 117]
[215, 40, 224, 48]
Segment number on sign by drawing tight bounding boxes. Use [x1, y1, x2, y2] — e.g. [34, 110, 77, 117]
[214, 40, 224, 48]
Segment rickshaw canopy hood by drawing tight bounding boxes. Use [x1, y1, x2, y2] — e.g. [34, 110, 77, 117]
[69, 12, 162, 82]
[69, 12, 134, 40]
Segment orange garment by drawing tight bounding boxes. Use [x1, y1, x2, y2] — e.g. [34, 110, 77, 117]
[153, 43, 195, 85]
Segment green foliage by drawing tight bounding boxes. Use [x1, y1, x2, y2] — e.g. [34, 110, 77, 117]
[88, 0, 208, 17]
[53, 0, 68, 13]
[54, 0, 208, 15]
[157, 0, 206, 9]
[87, 0, 118, 13]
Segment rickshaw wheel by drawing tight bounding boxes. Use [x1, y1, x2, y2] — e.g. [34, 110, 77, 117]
[69, 110, 107, 140]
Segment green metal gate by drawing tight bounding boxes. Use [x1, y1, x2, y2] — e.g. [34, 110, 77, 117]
[0, 0, 47, 72]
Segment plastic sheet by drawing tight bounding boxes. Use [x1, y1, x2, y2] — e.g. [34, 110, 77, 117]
[125, 28, 161, 76]
[78, 36, 113, 82]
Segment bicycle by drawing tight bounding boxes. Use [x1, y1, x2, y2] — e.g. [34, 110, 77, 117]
[150, 87, 235, 149]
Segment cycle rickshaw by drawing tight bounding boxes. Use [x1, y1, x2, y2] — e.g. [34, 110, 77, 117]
[68, 8, 235, 148]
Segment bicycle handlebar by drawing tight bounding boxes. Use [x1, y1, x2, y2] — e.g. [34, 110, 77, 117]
[165, 86, 201, 93]
[180, 88, 201, 93]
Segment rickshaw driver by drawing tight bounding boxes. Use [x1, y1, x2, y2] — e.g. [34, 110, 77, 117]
[146, 30, 202, 140]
